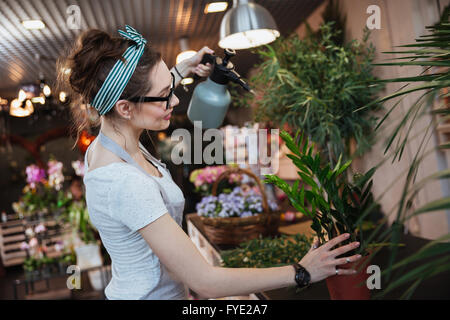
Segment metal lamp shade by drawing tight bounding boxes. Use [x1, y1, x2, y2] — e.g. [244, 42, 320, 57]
[219, 0, 280, 50]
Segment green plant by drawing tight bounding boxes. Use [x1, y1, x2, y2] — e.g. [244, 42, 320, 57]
[67, 200, 97, 244]
[236, 22, 383, 162]
[221, 234, 313, 268]
[357, 8, 450, 299]
[263, 130, 381, 254]
[23, 253, 75, 274]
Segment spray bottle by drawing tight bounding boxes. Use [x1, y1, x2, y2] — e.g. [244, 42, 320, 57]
[187, 48, 252, 129]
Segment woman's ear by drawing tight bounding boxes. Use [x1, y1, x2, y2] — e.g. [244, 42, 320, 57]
[114, 99, 134, 120]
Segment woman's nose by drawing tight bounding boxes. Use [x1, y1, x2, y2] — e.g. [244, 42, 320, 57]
[170, 94, 179, 108]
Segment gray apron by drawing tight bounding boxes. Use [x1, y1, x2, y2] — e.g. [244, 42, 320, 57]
[88, 131, 187, 299]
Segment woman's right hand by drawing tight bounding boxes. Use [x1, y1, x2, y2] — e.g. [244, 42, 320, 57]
[299, 233, 362, 283]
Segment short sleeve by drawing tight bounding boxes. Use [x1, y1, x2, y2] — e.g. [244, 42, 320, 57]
[108, 168, 168, 232]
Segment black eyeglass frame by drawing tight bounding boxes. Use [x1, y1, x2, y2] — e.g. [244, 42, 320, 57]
[126, 72, 175, 110]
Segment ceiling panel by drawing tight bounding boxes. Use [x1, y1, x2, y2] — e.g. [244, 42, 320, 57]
[0, 0, 323, 98]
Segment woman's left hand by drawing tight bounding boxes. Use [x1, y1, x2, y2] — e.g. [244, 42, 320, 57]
[184, 46, 215, 77]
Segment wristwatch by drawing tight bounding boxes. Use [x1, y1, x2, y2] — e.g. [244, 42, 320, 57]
[292, 263, 311, 288]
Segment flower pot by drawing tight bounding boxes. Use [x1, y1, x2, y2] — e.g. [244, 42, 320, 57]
[326, 254, 371, 300]
[87, 265, 111, 291]
[74, 242, 103, 291]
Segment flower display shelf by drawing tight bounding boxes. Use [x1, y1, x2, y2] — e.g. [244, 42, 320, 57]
[0, 214, 70, 267]
[199, 167, 280, 245]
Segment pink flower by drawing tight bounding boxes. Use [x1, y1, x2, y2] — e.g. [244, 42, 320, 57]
[285, 211, 295, 222]
[54, 242, 63, 252]
[25, 165, 46, 188]
[47, 160, 63, 175]
[29, 238, 38, 247]
[71, 160, 85, 177]
[34, 223, 46, 234]
[47, 160, 64, 190]
[20, 242, 30, 251]
[277, 193, 288, 202]
[251, 186, 260, 195]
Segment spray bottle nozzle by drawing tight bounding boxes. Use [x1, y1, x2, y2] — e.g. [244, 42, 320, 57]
[197, 48, 251, 92]
[222, 48, 236, 66]
[225, 68, 250, 92]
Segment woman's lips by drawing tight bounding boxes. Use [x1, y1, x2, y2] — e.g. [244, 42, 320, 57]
[163, 113, 171, 120]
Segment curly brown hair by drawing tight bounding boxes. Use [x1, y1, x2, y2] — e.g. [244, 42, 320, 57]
[56, 28, 161, 147]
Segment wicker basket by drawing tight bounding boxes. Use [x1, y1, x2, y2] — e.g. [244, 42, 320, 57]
[199, 167, 279, 245]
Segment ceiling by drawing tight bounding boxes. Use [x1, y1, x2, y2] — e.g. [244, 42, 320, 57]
[0, 0, 323, 99]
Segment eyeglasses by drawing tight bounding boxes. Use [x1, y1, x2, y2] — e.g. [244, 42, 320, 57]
[127, 72, 175, 110]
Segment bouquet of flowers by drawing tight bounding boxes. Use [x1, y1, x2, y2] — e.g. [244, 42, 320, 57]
[189, 164, 243, 196]
[196, 186, 279, 219]
[12, 160, 71, 220]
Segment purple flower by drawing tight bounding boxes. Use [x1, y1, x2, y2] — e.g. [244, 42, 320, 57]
[269, 200, 279, 211]
[240, 211, 253, 218]
[20, 241, 29, 251]
[25, 165, 46, 188]
[197, 185, 270, 218]
[34, 223, 46, 234]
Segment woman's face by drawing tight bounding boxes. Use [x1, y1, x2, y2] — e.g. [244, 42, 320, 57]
[129, 60, 179, 131]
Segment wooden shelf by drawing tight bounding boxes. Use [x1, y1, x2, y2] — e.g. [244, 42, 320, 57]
[0, 216, 71, 267]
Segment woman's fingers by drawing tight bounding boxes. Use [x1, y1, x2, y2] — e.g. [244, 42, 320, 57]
[329, 241, 360, 258]
[332, 268, 357, 276]
[199, 46, 214, 56]
[333, 254, 362, 266]
[197, 63, 211, 72]
[321, 233, 350, 251]
[194, 63, 213, 77]
[308, 237, 319, 252]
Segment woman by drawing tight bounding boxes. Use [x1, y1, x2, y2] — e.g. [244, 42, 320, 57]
[57, 25, 362, 300]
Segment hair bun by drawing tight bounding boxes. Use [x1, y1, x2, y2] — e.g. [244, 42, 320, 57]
[55, 28, 161, 148]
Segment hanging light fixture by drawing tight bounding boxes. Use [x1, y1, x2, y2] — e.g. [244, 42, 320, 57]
[9, 98, 34, 117]
[176, 37, 197, 64]
[59, 91, 67, 103]
[22, 20, 46, 30]
[204, 2, 228, 14]
[219, 0, 280, 50]
[176, 37, 195, 88]
[42, 84, 51, 97]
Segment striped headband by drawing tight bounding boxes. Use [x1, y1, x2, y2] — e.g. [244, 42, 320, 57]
[90, 25, 147, 115]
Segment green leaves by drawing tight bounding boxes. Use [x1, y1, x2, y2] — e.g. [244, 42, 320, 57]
[238, 22, 383, 161]
[220, 234, 313, 268]
[264, 130, 378, 247]
[365, 10, 450, 299]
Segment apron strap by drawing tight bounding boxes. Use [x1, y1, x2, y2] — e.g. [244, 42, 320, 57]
[98, 132, 170, 201]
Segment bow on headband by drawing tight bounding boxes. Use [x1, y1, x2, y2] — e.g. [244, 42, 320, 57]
[91, 25, 148, 116]
[118, 25, 147, 47]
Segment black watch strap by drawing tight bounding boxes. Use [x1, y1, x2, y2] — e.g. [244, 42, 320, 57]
[292, 263, 311, 288]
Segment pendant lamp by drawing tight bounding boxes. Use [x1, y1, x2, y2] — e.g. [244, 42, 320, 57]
[219, 0, 280, 50]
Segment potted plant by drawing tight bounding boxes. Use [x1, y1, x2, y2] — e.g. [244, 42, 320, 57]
[221, 234, 313, 269]
[264, 129, 383, 299]
[233, 22, 383, 164]
[13, 160, 71, 222]
[68, 200, 104, 290]
[357, 7, 450, 299]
